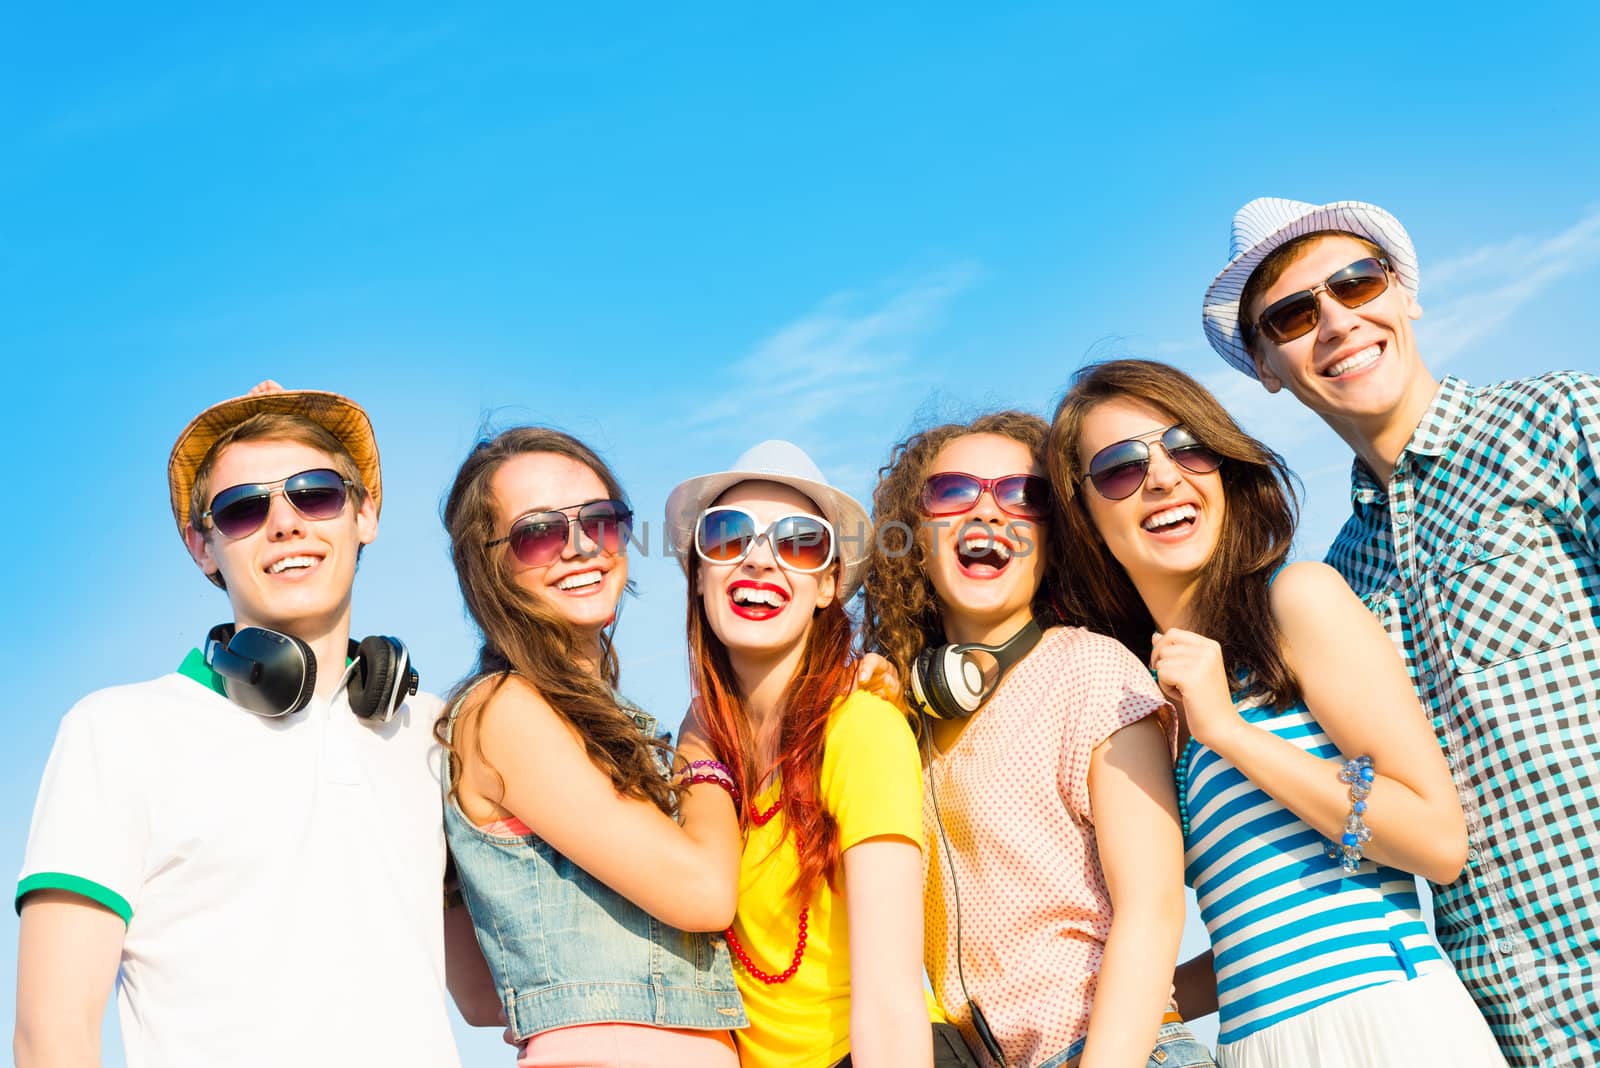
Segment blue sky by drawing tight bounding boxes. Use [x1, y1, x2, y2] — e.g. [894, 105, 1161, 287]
[4, 5, 1598, 1061]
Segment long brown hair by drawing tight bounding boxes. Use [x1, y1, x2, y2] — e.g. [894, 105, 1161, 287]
[1046, 359, 1301, 708]
[685, 490, 858, 903]
[438, 427, 677, 813]
[861, 410, 1067, 688]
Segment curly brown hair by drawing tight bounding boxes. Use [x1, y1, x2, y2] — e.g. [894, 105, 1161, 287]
[861, 410, 1067, 688]
[437, 427, 678, 814]
[1046, 359, 1302, 708]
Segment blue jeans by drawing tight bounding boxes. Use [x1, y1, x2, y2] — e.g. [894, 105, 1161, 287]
[1049, 1021, 1217, 1068]
[1147, 1021, 1217, 1067]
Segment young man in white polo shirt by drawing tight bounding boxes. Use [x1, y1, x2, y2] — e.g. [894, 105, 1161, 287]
[15, 384, 483, 1067]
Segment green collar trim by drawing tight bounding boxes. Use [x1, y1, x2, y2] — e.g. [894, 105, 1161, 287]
[177, 648, 229, 696]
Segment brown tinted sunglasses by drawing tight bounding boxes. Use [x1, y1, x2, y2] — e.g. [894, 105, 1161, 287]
[1252, 257, 1392, 344]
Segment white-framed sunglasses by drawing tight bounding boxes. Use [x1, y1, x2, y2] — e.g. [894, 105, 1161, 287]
[693, 506, 836, 574]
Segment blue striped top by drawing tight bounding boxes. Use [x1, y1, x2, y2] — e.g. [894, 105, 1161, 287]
[1179, 686, 1449, 1044]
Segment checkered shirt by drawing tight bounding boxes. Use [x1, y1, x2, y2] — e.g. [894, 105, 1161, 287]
[1325, 373, 1600, 1067]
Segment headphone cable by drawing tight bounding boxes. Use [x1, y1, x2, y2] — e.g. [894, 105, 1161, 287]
[922, 719, 1007, 1067]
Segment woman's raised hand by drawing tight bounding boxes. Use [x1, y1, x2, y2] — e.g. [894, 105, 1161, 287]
[1149, 628, 1241, 749]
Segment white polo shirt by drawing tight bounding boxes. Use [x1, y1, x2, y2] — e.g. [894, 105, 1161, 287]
[16, 651, 462, 1068]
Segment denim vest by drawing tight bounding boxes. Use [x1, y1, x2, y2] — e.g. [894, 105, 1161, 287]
[442, 675, 746, 1040]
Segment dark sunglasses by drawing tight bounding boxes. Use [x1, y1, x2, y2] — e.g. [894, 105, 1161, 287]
[203, 468, 353, 539]
[920, 472, 1051, 520]
[695, 506, 836, 574]
[488, 498, 633, 567]
[1251, 257, 1392, 344]
[1083, 425, 1223, 500]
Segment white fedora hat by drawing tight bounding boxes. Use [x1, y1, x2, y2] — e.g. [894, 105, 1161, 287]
[664, 440, 873, 598]
[1203, 197, 1420, 378]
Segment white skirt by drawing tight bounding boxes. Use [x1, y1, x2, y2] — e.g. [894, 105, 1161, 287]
[1217, 971, 1508, 1068]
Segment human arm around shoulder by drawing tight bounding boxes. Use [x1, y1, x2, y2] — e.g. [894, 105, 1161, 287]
[829, 693, 933, 1068]
[1154, 562, 1466, 884]
[443, 898, 502, 1027]
[1079, 714, 1186, 1068]
[457, 676, 740, 931]
[14, 892, 123, 1068]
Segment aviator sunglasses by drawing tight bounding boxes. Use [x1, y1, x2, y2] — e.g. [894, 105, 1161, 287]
[1251, 256, 1393, 344]
[1083, 424, 1223, 501]
[488, 498, 633, 567]
[203, 468, 354, 538]
[695, 506, 836, 574]
[920, 472, 1051, 519]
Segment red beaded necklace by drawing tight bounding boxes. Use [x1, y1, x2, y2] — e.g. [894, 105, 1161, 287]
[724, 798, 809, 984]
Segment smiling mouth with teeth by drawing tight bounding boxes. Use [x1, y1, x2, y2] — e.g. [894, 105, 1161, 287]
[267, 555, 318, 575]
[958, 537, 1013, 571]
[731, 586, 787, 608]
[556, 571, 603, 592]
[1324, 343, 1383, 377]
[1142, 505, 1197, 532]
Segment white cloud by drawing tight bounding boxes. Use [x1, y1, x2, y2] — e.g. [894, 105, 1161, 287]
[1419, 207, 1600, 365]
[676, 264, 980, 439]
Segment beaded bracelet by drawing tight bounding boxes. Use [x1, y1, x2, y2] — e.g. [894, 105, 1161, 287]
[1325, 754, 1375, 873]
[684, 773, 740, 803]
[680, 760, 741, 804]
[687, 759, 735, 777]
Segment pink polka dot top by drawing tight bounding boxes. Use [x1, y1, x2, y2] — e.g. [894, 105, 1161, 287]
[921, 626, 1172, 1067]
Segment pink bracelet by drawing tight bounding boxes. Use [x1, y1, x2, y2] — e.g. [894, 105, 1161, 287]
[684, 772, 741, 804]
[686, 758, 735, 777]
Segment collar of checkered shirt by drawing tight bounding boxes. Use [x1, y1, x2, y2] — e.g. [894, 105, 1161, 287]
[1348, 375, 1470, 506]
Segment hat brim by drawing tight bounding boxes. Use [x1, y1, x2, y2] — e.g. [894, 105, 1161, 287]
[168, 390, 382, 541]
[664, 469, 873, 599]
[1203, 201, 1419, 378]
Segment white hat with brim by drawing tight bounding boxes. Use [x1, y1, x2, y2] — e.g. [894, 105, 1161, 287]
[664, 439, 873, 599]
[1203, 197, 1420, 378]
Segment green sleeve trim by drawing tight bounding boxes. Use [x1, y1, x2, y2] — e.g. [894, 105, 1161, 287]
[177, 647, 229, 696]
[16, 872, 133, 926]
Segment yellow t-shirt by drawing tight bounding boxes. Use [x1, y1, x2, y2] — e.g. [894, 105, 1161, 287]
[730, 689, 943, 1068]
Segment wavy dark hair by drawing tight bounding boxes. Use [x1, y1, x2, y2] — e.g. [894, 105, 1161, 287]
[437, 427, 677, 814]
[685, 487, 858, 904]
[1046, 359, 1302, 708]
[861, 410, 1067, 689]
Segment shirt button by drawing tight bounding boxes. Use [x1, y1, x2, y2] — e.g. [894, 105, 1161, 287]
[1466, 847, 1479, 864]
[1395, 514, 1411, 528]
[1496, 938, 1515, 954]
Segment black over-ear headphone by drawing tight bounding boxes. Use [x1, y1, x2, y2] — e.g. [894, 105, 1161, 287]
[205, 624, 419, 721]
[908, 616, 1044, 721]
